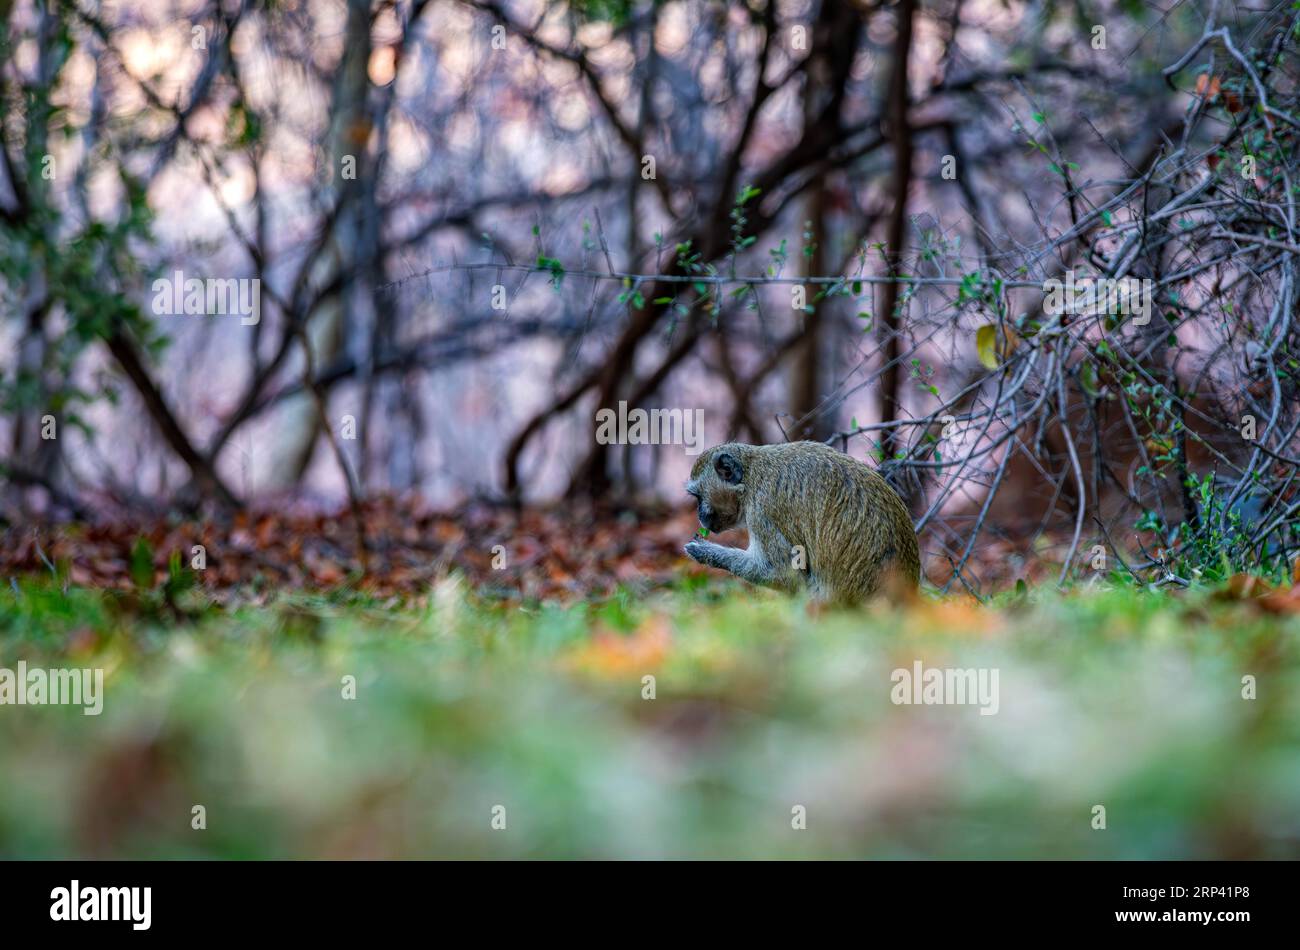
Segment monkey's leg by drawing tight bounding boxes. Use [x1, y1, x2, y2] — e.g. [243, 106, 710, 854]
[745, 518, 804, 593]
[684, 540, 781, 588]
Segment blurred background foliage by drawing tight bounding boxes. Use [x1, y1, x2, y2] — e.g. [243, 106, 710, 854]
[6, 0, 1300, 592]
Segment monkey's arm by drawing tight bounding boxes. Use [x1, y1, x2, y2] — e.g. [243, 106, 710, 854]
[684, 539, 783, 588]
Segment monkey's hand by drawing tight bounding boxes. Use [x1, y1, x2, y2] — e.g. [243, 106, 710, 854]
[684, 540, 780, 589]
[684, 539, 724, 567]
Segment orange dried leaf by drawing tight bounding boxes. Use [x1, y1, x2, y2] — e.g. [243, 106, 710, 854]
[1218, 574, 1272, 600]
[1258, 588, 1300, 614]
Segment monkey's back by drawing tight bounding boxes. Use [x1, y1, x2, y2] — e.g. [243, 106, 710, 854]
[752, 442, 920, 602]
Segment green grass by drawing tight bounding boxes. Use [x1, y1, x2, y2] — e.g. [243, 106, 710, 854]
[1, 577, 1298, 858]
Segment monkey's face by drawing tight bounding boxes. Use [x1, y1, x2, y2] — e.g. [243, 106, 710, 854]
[686, 448, 745, 533]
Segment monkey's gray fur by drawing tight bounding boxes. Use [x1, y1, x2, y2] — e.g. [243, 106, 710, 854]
[683, 441, 920, 604]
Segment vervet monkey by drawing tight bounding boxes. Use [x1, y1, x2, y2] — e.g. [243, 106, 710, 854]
[684, 441, 920, 604]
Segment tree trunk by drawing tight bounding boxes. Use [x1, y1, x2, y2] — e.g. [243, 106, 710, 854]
[878, 0, 916, 459]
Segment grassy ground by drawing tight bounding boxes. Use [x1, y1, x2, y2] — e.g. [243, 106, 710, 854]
[1, 575, 1298, 859]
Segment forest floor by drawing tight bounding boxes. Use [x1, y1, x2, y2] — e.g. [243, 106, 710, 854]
[1, 553, 1298, 858]
[0, 496, 1073, 601]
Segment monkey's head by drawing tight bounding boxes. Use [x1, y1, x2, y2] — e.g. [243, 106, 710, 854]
[686, 443, 749, 533]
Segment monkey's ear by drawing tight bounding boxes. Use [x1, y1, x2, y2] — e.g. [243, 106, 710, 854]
[715, 452, 743, 485]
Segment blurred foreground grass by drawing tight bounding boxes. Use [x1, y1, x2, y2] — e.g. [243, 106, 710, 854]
[1, 576, 1298, 859]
